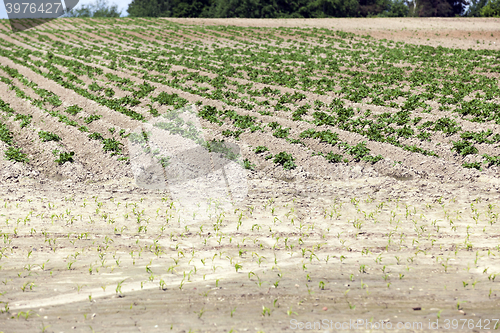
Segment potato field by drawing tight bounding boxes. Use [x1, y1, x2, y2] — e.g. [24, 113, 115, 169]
[0, 17, 500, 333]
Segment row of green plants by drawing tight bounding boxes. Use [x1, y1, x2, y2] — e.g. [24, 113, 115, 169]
[1, 23, 500, 171]
[0, 66, 126, 162]
[0, 99, 29, 163]
[7, 29, 492, 129]
[37, 30, 498, 167]
[18, 25, 500, 124]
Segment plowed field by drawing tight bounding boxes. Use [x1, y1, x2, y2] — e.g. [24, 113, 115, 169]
[0, 17, 500, 333]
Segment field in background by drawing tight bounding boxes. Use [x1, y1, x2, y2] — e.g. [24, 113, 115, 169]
[0, 17, 500, 332]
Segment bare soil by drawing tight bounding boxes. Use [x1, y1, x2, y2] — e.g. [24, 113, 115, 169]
[0, 18, 500, 333]
[164, 17, 500, 50]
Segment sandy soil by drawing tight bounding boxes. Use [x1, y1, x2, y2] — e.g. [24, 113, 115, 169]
[1, 174, 500, 333]
[164, 17, 500, 50]
[0, 18, 500, 333]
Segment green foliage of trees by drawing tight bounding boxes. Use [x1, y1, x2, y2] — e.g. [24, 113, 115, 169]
[66, 0, 122, 17]
[126, 0, 472, 18]
[378, 0, 408, 16]
[480, 0, 500, 16]
[127, 0, 406, 18]
[127, 0, 210, 17]
[466, 0, 489, 16]
[414, 0, 468, 17]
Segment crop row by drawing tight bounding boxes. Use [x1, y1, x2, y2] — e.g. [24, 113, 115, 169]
[0, 21, 499, 171]
[0, 65, 128, 164]
[0, 99, 29, 163]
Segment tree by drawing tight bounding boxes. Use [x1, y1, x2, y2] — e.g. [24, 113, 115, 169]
[466, 0, 488, 16]
[404, 0, 417, 16]
[416, 0, 468, 16]
[358, 0, 391, 16]
[127, 0, 161, 17]
[313, 0, 360, 18]
[481, 0, 500, 16]
[66, 0, 122, 17]
[126, 0, 473, 17]
[379, 0, 409, 16]
[199, 0, 263, 18]
[128, 0, 360, 18]
[128, 0, 212, 18]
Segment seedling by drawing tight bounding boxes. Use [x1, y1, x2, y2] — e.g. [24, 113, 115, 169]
[262, 306, 271, 316]
[17, 310, 34, 320]
[196, 307, 205, 319]
[319, 281, 325, 290]
[116, 279, 126, 295]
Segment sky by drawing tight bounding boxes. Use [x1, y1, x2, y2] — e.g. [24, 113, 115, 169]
[0, 0, 133, 19]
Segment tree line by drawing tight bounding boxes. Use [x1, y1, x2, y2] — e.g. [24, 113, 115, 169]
[125, 0, 499, 17]
[65, 0, 500, 18]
